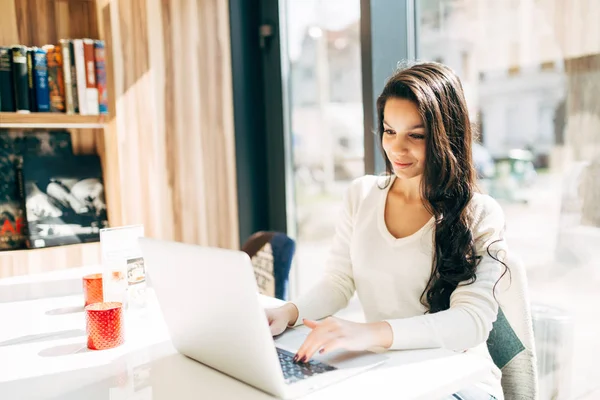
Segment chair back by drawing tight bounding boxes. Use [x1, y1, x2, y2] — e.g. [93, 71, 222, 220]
[242, 231, 295, 300]
[487, 252, 539, 399]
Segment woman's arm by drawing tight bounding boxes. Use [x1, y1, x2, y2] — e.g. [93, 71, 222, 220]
[286, 178, 365, 326]
[383, 195, 507, 351]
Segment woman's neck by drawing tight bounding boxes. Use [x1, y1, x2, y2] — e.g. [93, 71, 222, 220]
[389, 174, 423, 203]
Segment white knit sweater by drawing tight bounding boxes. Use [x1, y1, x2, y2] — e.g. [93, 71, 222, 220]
[291, 175, 506, 399]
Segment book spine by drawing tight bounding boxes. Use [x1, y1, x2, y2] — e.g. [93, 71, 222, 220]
[33, 47, 51, 112]
[26, 48, 37, 112]
[94, 40, 108, 115]
[15, 162, 31, 249]
[68, 41, 79, 113]
[73, 39, 87, 115]
[60, 39, 75, 114]
[44, 45, 66, 112]
[83, 39, 99, 115]
[0, 199, 26, 250]
[0, 47, 15, 112]
[11, 46, 30, 112]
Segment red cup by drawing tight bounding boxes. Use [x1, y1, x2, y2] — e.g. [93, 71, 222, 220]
[85, 302, 124, 350]
[83, 273, 104, 306]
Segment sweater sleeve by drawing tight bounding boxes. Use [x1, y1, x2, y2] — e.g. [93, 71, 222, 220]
[384, 195, 507, 351]
[288, 178, 362, 326]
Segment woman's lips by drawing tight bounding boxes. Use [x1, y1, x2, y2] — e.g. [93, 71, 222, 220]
[393, 161, 413, 169]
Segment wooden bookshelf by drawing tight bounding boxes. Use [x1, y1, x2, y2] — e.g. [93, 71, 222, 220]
[0, 112, 108, 128]
[1, 0, 239, 279]
[0, 0, 121, 278]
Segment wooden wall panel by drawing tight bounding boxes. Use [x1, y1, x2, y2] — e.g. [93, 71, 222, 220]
[157, 0, 176, 241]
[95, 0, 122, 228]
[103, 0, 239, 249]
[158, 0, 239, 248]
[105, 0, 166, 238]
[214, 0, 238, 248]
[168, 0, 206, 244]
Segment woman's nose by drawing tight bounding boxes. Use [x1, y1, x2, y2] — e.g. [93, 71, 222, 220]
[390, 135, 409, 154]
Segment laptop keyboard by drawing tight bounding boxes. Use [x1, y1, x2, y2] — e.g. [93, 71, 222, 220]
[276, 347, 336, 384]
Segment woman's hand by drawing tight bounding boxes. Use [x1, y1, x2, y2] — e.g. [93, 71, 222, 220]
[265, 303, 299, 336]
[293, 317, 393, 363]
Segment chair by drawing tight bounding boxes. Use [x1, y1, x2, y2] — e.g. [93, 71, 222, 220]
[241, 231, 296, 300]
[486, 252, 539, 399]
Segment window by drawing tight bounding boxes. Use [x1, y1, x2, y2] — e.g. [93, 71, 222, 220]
[419, 1, 600, 398]
[284, 0, 364, 293]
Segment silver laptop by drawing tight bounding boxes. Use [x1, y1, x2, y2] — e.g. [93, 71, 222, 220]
[139, 237, 387, 399]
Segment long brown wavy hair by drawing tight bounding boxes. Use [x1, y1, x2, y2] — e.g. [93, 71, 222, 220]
[377, 62, 481, 313]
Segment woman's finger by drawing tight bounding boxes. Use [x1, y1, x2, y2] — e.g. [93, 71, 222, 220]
[302, 333, 340, 362]
[295, 330, 338, 363]
[305, 318, 338, 333]
[302, 319, 319, 329]
[294, 319, 320, 360]
[294, 330, 319, 362]
[318, 338, 344, 355]
[294, 327, 321, 362]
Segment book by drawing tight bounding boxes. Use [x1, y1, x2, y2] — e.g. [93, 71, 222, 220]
[11, 46, 30, 112]
[44, 45, 65, 112]
[26, 48, 37, 112]
[73, 39, 88, 115]
[0, 130, 73, 250]
[60, 39, 75, 114]
[68, 40, 79, 114]
[0, 47, 15, 112]
[83, 39, 99, 115]
[94, 40, 108, 115]
[0, 132, 26, 249]
[32, 47, 51, 112]
[20, 154, 108, 248]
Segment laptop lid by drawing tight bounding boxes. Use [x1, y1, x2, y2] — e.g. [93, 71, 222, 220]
[139, 237, 287, 397]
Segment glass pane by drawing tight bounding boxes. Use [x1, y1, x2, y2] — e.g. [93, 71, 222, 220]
[419, 1, 600, 398]
[283, 0, 363, 294]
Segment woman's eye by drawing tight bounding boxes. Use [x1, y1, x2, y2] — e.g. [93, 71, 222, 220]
[410, 134, 425, 140]
[383, 129, 395, 135]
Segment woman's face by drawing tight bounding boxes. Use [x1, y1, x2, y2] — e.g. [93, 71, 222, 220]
[381, 98, 427, 180]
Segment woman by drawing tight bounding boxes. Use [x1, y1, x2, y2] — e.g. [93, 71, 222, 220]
[266, 62, 506, 399]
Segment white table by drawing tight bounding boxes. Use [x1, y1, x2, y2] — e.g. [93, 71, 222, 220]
[0, 267, 490, 400]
